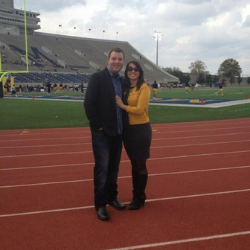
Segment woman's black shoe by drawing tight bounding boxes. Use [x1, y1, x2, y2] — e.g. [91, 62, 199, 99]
[128, 197, 145, 210]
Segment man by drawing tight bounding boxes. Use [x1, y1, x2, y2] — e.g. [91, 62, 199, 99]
[185, 82, 189, 94]
[152, 80, 158, 99]
[217, 82, 224, 96]
[46, 79, 51, 95]
[84, 47, 126, 220]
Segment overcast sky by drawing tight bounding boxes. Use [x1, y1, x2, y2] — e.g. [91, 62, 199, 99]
[15, 0, 250, 76]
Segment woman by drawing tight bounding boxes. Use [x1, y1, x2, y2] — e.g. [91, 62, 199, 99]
[115, 61, 152, 210]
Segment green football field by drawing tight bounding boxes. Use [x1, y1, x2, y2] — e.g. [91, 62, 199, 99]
[1, 86, 250, 130]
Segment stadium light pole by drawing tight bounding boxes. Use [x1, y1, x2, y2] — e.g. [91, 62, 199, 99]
[88, 29, 91, 37]
[153, 31, 163, 66]
[116, 32, 118, 40]
[58, 24, 62, 35]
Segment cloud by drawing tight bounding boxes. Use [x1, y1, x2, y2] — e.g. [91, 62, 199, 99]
[15, 0, 86, 12]
[13, 0, 250, 75]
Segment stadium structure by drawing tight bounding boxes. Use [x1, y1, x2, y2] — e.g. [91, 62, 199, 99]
[0, 0, 179, 90]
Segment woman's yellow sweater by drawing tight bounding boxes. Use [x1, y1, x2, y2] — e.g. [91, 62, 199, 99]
[125, 83, 150, 125]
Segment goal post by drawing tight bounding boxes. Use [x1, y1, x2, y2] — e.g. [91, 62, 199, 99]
[0, 0, 29, 97]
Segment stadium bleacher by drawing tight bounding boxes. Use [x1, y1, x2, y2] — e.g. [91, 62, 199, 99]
[12, 72, 91, 85]
[1, 32, 179, 85]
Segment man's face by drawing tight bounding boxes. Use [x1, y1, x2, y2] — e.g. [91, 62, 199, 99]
[108, 51, 124, 75]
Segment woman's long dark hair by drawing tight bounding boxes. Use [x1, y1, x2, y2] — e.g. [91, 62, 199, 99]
[124, 61, 145, 91]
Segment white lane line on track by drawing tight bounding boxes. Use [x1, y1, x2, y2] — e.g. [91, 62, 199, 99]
[0, 150, 92, 158]
[152, 139, 250, 149]
[0, 136, 91, 142]
[147, 165, 250, 177]
[0, 131, 91, 138]
[1, 148, 250, 160]
[0, 178, 93, 188]
[151, 119, 250, 129]
[1, 138, 250, 150]
[1, 149, 250, 170]
[1, 188, 250, 217]
[154, 125, 250, 134]
[1, 165, 250, 189]
[105, 231, 250, 250]
[153, 131, 250, 140]
[0, 142, 92, 149]
[0, 162, 94, 171]
[148, 149, 250, 161]
[0, 206, 94, 218]
[1, 127, 249, 142]
[0, 118, 249, 138]
[1, 122, 249, 141]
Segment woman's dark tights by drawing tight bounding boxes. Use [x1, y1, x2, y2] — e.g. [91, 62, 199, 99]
[131, 159, 148, 175]
[129, 159, 148, 209]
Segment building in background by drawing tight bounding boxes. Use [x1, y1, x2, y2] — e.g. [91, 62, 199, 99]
[0, 0, 40, 35]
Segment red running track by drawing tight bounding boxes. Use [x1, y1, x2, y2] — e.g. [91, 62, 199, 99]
[1, 118, 250, 250]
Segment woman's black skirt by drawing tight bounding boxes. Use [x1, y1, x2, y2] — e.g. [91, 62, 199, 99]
[123, 122, 152, 160]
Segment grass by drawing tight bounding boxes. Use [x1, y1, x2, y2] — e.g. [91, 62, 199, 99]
[149, 104, 250, 123]
[155, 85, 250, 100]
[1, 86, 250, 130]
[0, 99, 88, 130]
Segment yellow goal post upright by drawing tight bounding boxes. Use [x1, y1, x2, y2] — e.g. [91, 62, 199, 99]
[0, 0, 29, 96]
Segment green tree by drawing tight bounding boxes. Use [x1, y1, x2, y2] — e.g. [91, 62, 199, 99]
[237, 76, 243, 86]
[184, 74, 191, 84]
[212, 75, 220, 84]
[189, 60, 207, 74]
[196, 74, 205, 85]
[218, 58, 242, 83]
[229, 75, 235, 85]
[205, 74, 212, 86]
[247, 77, 250, 86]
[163, 67, 189, 84]
[164, 67, 181, 76]
[222, 78, 227, 86]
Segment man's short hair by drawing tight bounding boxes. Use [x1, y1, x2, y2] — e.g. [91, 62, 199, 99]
[108, 47, 125, 59]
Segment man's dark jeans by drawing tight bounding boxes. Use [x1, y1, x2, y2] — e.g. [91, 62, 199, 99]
[91, 129, 122, 208]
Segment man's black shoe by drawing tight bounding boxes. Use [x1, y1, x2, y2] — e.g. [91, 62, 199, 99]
[96, 207, 110, 220]
[107, 198, 126, 210]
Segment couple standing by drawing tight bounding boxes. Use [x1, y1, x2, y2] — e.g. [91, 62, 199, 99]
[84, 47, 152, 220]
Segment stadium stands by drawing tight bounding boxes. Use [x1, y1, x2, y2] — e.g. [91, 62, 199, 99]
[1, 32, 179, 85]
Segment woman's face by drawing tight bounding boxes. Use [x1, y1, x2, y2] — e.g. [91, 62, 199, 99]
[127, 63, 140, 81]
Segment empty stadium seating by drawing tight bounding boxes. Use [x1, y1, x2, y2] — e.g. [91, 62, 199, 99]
[0, 32, 179, 85]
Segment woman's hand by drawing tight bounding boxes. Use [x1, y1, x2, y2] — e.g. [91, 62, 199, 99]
[115, 95, 126, 110]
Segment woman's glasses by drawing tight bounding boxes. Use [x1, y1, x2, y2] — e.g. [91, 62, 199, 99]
[127, 67, 139, 72]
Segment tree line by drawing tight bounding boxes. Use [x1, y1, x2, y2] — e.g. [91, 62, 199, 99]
[164, 58, 250, 86]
